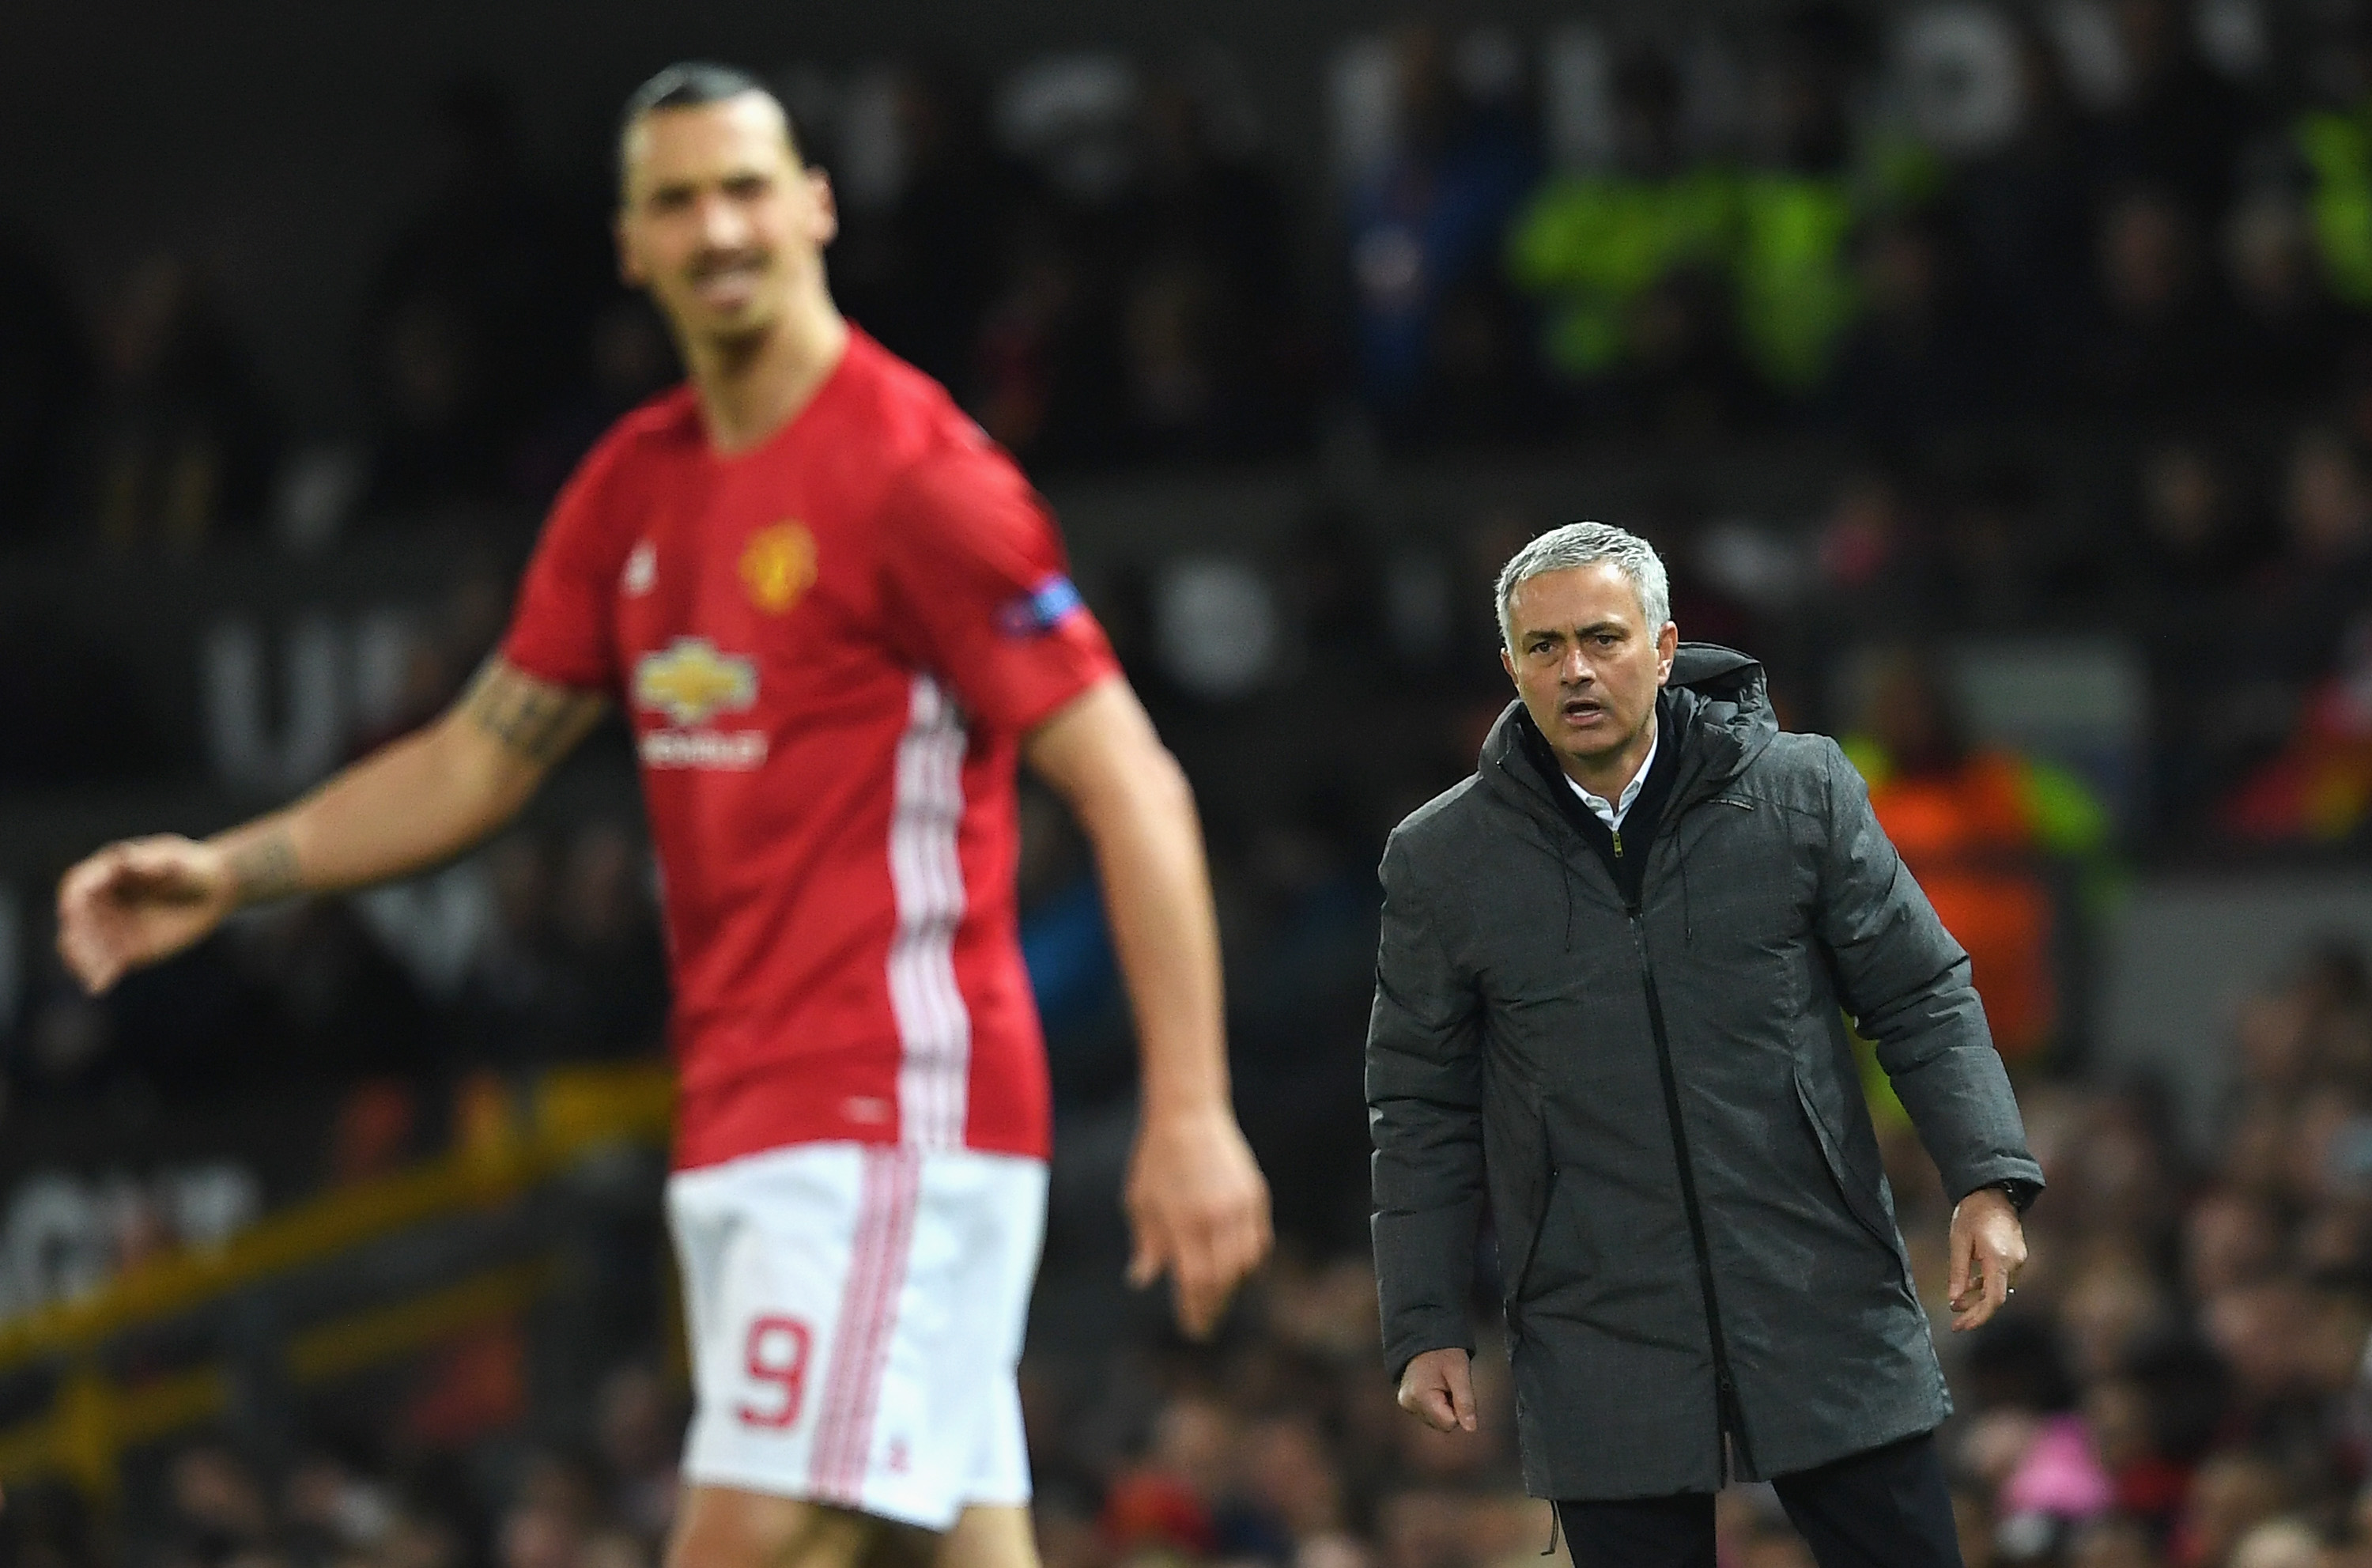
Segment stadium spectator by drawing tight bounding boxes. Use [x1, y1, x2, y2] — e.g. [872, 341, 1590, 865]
[2120, 440, 2255, 630]
[508, 298, 678, 506]
[1729, 8, 1869, 400]
[2089, 0, 2261, 223]
[828, 64, 1009, 400]
[1944, 19, 2098, 403]
[1347, 25, 1539, 440]
[2117, 440, 2270, 829]
[1507, 46, 1751, 433]
[1938, 463, 2073, 633]
[1825, 211, 1981, 440]
[359, 81, 587, 516]
[1122, 60, 1307, 456]
[1806, 466, 1948, 652]
[2076, 186, 2224, 418]
[2259, 427, 2372, 692]
[0, 224, 89, 544]
[2224, 616, 2372, 844]
[592, 1365, 682, 1544]
[79, 254, 277, 552]
[2220, 193, 2347, 406]
[1112, 254, 1237, 459]
[373, 1506, 468, 1568]
[162, 1443, 277, 1566]
[1842, 648, 2107, 1064]
[545, 820, 669, 1060]
[448, 833, 569, 1071]
[225, 897, 440, 1082]
[281, 1450, 396, 1567]
[964, 54, 1300, 468]
[970, 204, 1099, 463]
[2290, 20, 2372, 323]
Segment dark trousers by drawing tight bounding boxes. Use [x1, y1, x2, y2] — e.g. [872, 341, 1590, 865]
[1554, 1434, 1963, 1568]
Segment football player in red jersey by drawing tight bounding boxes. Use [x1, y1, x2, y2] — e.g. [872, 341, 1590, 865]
[57, 63, 1269, 1568]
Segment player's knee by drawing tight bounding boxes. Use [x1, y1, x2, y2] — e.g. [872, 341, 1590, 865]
[859, 1520, 939, 1568]
[667, 1491, 874, 1568]
[933, 1506, 1039, 1568]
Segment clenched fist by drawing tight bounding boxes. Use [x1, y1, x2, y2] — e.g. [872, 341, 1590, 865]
[1396, 1347, 1477, 1433]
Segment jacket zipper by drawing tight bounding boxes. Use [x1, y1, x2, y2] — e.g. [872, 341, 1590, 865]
[1629, 902, 1756, 1480]
[1505, 1135, 1560, 1342]
[1528, 724, 1746, 1474]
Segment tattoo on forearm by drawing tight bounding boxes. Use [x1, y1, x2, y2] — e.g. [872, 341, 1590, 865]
[228, 833, 301, 905]
[460, 659, 602, 765]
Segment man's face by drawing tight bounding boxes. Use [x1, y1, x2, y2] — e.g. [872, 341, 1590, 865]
[616, 94, 834, 346]
[1499, 561, 1677, 772]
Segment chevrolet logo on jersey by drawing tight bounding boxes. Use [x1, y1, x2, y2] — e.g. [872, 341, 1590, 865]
[634, 637, 758, 727]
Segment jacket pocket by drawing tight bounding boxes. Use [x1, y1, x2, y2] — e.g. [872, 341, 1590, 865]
[1791, 1070, 1896, 1253]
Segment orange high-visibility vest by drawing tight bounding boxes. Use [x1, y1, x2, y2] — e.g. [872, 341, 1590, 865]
[1866, 753, 2057, 1060]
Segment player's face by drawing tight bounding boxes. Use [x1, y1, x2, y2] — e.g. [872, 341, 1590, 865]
[616, 94, 836, 344]
[1500, 562, 1676, 774]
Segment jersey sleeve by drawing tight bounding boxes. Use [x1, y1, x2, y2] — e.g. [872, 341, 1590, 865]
[500, 437, 631, 693]
[879, 441, 1120, 735]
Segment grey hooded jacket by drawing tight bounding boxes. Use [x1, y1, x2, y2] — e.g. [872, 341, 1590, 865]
[1367, 644, 2043, 1500]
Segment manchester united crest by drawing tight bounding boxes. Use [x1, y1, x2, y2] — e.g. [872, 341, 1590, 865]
[739, 522, 818, 615]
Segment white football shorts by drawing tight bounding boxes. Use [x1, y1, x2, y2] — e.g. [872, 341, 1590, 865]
[667, 1141, 1048, 1529]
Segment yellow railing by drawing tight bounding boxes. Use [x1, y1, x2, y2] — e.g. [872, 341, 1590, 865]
[0, 1062, 674, 1498]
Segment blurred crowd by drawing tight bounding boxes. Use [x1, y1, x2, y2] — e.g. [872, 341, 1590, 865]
[11, 4, 2372, 522]
[0, 3, 2369, 848]
[3, 935, 2369, 1568]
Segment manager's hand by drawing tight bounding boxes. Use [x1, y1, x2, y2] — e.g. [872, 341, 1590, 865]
[1947, 1186, 2028, 1332]
[1397, 1347, 1478, 1433]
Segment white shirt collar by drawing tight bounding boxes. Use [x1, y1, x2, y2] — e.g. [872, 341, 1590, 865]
[1566, 727, 1657, 831]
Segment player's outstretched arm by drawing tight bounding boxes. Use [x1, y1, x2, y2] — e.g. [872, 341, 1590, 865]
[57, 658, 607, 995]
[1024, 676, 1273, 1339]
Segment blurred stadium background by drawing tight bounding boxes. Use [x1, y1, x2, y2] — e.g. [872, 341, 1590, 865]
[2, 2, 2371, 1565]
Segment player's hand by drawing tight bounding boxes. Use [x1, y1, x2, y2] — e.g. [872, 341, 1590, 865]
[1397, 1347, 1477, 1433]
[1947, 1186, 2027, 1333]
[1124, 1103, 1272, 1339]
[55, 836, 240, 995]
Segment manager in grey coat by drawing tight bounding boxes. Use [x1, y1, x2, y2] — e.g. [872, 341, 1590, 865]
[1368, 523, 2042, 1568]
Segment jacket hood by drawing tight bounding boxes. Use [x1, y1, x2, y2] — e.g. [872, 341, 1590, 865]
[1478, 642, 1777, 819]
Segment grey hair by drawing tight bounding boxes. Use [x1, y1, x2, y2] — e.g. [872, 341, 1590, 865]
[1495, 521, 1672, 650]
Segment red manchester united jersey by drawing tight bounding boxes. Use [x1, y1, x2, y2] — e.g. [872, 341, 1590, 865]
[501, 329, 1117, 1168]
